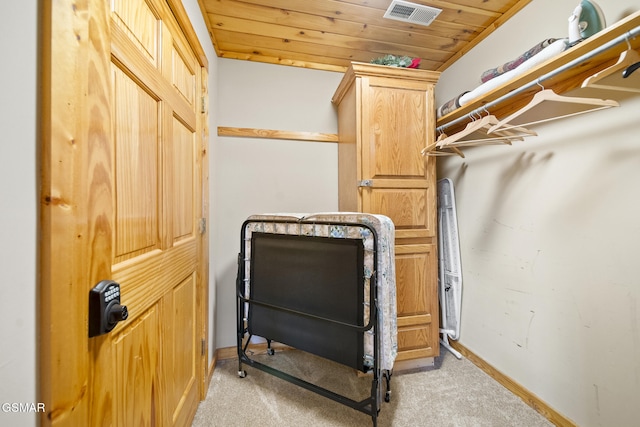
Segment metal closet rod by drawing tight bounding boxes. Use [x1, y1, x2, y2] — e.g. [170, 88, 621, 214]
[436, 25, 640, 133]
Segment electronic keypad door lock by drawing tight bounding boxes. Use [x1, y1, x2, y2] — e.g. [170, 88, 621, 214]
[89, 280, 129, 337]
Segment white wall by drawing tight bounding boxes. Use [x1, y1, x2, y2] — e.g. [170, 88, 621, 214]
[436, 2, 640, 426]
[213, 59, 343, 348]
[0, 2, 38, 427]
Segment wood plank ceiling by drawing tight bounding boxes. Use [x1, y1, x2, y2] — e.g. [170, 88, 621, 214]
[198, 0, 533, 72]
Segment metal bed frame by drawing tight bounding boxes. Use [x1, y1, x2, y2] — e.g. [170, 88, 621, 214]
[235, 218, 392, 426]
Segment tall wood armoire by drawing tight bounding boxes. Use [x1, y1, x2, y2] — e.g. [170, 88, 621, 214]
[332, 62, 440, 369]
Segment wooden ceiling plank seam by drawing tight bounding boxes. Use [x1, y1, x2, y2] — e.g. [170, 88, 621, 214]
[202, 1, 520, 71]
[336, 0, 520, 15]
[213, 30, 443, 69]
[213, 30, 384, 64]
[209, 14, 453, 61]
[204, 0, 468, 53]
[197, 0, 223, 57]
[213, 31, 364, 64]
[199, 0, 535, 72]
[216, 49, 348, 72]
[216, 45, 360, 69]
[343, 0, 504, 24]
[212, 32, 445, 70]
[349, 0, 506, 18]
[207, 0, 487, 38]
[223, 0, 498, 30]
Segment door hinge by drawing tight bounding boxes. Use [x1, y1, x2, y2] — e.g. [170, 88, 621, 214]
[201, 339, 206, 356]
[198, 218, 206, 235]
[201, 96, 206, 114]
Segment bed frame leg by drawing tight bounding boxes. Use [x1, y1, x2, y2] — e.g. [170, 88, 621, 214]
[237, 331, 250, 378]
[384, 370, 392, 402]
[370, 376, 379, 427]
[266, 339, 275, 355]
[237, 346, 247, 378]
[237, 354, 247, 378]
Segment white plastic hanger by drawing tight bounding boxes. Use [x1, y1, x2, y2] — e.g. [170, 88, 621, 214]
[437, 112, 536, 148]
[488, 86, 619, 133]
[581, 40, 640, 93]
[422, 134, 465, 158]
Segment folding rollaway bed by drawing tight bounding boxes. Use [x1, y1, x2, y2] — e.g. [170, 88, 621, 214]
[236, 213, 397, 426]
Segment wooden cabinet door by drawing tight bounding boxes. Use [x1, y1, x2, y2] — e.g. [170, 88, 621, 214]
[360, 76, 431, 182]
[40, 1, 208, 426]
[357, 73, 439, 363]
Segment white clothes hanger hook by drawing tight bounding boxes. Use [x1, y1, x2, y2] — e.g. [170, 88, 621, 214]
[624, 32, 632, 50]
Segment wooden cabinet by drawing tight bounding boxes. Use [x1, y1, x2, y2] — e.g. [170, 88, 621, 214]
[332, 62, 440, 368]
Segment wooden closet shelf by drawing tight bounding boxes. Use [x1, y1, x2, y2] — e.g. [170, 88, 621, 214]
[436, 11, 640, 135]
[218, 126, 338, 143]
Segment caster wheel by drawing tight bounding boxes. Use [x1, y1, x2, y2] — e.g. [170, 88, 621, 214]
[237, 370, 247, 378]
[385, 391, 391, 402]
[267, 348, 275, 356]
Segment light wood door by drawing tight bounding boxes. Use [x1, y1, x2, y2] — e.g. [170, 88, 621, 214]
[358, 75, 439, 361]
[360, 76, 430, 182]
[39, 1, 209, 426]
[358, 74, 436, 239]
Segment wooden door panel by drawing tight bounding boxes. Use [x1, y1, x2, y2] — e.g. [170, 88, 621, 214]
[363, 85, 428, 180]
[114, 307, 161, 427]
[172, 118, 195, 242]
[110, 24, 196, 131]
[112, 63, 160, 262]
[396, 325, 436, 360]
[111, 0, 160, 67]
[394, 245, 437, 318]
[395, 244, 439, 359]
[165, 275, 198, 425]
[112, 241, 196, 325]
[171, 44, 196, 106]
[362, 187, 434, 238]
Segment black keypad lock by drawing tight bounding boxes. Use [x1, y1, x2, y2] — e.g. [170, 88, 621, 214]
[89, 280, 129, 337]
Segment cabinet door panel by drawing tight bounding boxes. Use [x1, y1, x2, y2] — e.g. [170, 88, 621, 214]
[396, 325, 436, 359]
[361, 85, 428, 180]
[362, 187, 434, 238]
[394, 244, 439, 358]
[395, 245, 436, 318]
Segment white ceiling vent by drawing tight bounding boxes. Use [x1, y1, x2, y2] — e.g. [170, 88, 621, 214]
[383, 1, 442, 27]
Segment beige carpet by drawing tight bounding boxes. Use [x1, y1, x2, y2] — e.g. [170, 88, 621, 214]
[192, 349, 553, 427]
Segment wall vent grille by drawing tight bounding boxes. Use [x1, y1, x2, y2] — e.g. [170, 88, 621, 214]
[383, 1, 442, 27]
